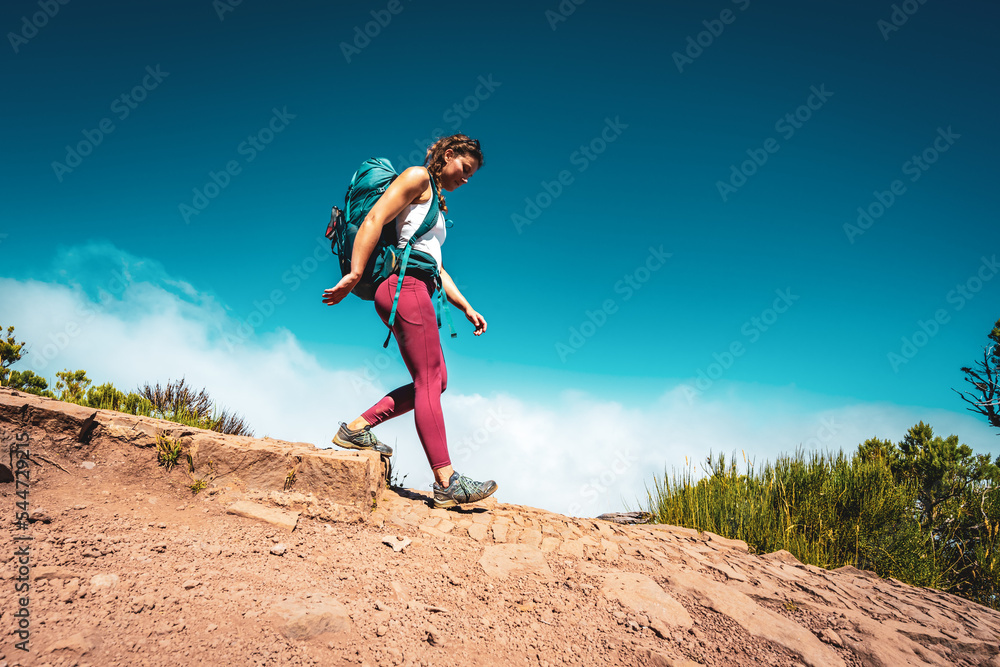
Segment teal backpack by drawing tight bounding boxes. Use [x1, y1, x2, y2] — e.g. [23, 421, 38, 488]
[326, 157, 456, 348]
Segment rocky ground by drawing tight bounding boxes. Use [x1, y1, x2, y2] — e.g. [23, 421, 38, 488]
[2, 388, 1000, 666]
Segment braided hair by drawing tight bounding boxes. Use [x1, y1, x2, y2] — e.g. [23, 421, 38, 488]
[423, 134, 485, 214]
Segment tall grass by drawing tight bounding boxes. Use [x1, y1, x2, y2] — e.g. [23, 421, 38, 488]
[79, 379, 254, 437]
[643, 450, 937, 587]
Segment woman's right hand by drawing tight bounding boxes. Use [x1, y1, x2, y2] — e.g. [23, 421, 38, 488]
[322, 273, 359, 305]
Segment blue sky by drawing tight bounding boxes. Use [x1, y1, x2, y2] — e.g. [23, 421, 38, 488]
[2, 0, 998, 515]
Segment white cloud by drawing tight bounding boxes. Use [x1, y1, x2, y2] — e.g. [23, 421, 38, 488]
[2, 242, 997, 517]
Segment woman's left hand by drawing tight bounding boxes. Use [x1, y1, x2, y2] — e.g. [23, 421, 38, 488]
[464, 308, 487, 336]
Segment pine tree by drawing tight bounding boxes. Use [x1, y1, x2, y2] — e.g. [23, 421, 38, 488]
[0, 325, 25, 386]
[955, 317, 1000, 431]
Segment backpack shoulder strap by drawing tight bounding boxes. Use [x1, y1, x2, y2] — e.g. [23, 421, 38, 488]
[382, 174, 445, 348]
[410, 179, 441, 242]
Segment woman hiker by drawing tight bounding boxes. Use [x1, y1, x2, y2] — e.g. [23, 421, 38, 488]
[321, 134, 498, 509]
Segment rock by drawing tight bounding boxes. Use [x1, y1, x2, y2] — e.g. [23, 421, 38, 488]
[832, 564, 878, 579]
[34, 566, 80, 581]
[467, 523, 489, 542]
[89, 573, 120, 590]
[80, 461, 96, 470]
[388, 581, 408, 602]
[376, 624, 388, 637]
[129, 593, 156, 613]
[705, 560, 748, 582]
[46, 632, 94, 655]
[599, 572, 693, 636]
[761, 549, 803, 566]
[407, 601, 450, 613]
[540, 536, 561, 552]
[640, 650, 700, 667]
[182, 579, 201, 589]
[382, 535, 412, 553]
[648, 524, 699, 539]
[28, 508, 52, 523]
[269, 596, 352, 640]
[227, 501, 300, 532]
[426, 625, 445, 647]
[664, 567, 845, 667]
[820, 628, 844, 648]
[478, 544, 553, 579]
[597, 512, 654, 525]
[641, 649, 673, 666]
[57, 579, 80, 603]
[270, 544, 287, 556]
[519, 529, 543, 549]
[0, 389, 386, 510]
[701, 531, 749, 552]
[558, 540, 586, 559]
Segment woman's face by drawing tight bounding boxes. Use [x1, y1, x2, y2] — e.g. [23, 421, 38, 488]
[440, 149, 480, 192]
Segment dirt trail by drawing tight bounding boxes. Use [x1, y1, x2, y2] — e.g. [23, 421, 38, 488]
[2, 388, 999, 667]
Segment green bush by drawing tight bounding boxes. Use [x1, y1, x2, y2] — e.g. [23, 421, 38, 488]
[7, 370, 55, 397]
[24, 370, 252, 437]
[642, 425, 999, 610]
[83, 382, 153, 416]
[55, 369, 91, 403]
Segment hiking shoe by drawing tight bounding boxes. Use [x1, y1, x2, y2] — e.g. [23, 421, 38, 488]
[432, 471, 498, 509]
[332, 422, 393, 457]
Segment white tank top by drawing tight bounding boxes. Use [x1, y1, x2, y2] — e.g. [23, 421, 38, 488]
[395, 198, 445, 271]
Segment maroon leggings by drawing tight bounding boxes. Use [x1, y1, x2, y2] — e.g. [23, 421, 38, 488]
[361, 273, 451, 470]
